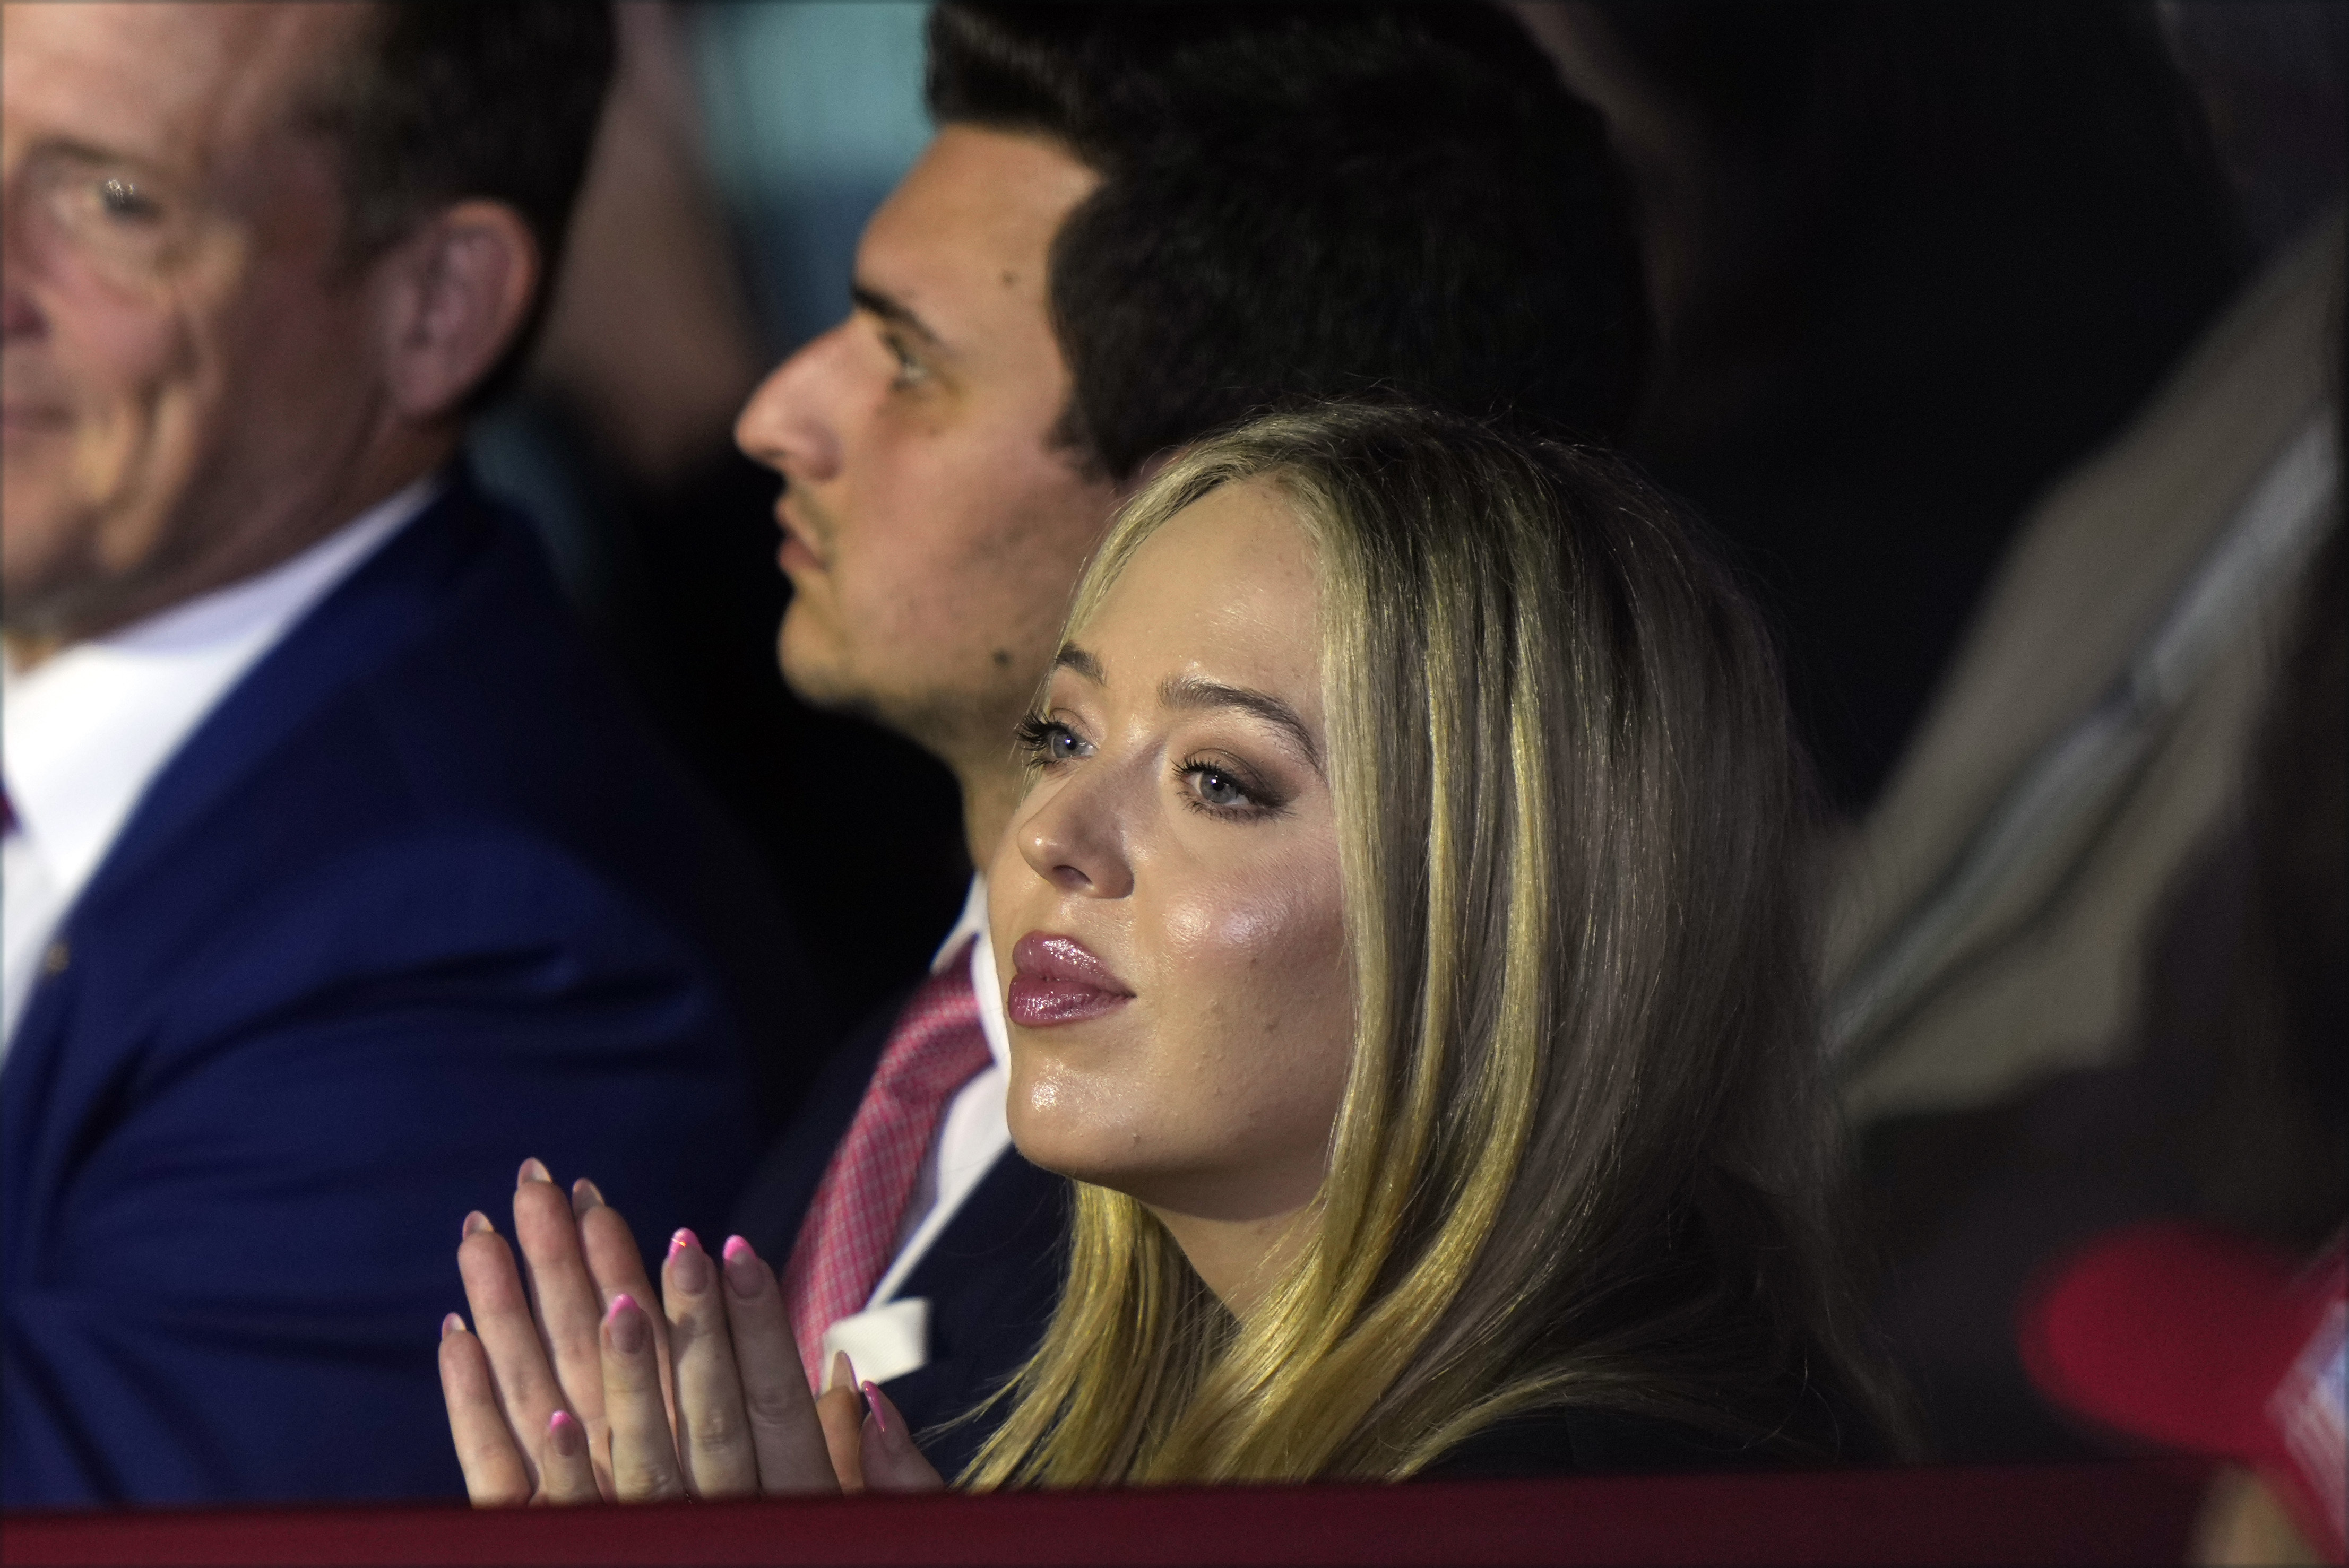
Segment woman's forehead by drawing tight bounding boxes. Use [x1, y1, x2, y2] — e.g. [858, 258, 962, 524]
[1073, 484, 1323, 697]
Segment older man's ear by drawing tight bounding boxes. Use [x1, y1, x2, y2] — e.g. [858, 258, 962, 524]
[373, 198, 541, 423]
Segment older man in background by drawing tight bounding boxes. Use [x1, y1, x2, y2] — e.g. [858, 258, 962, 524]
[1, 2, 813, 1506]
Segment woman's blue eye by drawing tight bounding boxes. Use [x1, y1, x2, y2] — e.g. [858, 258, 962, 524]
[1017, 716, 1087, 765]
[1191, 767, 1247, 807]
[1180, 758, 1283, 816]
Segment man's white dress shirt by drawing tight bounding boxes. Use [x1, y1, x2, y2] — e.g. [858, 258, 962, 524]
[821, 873, 1016, 1383]
[0, 480, 436, 1052]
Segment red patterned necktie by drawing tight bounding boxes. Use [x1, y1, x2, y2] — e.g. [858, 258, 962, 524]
[782, 938, 991, 1386]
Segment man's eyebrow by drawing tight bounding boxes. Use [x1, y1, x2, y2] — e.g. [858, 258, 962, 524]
[1052, 644, 1107, 683]
[1159, 674, 1323, 775]
[849, 281, 946, 348]
[32, 137, 152, 171]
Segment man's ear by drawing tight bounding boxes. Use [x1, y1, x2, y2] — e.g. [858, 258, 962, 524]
[374, 200, 540, 422]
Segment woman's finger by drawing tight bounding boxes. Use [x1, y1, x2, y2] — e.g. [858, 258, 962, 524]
[816, 1353, 866, 1493]
[509, 1163, 609, 1446]
[716, 1235, 837, 1495]
[536, 1410, 602, 1506]
[600, 1292, 686, 1502]
[438, 1314, 533, 1506]
[574, 1184, 678, 1427]
[660, 1229, 759, 1500]
[858, 1381, 946, 1493]
[455, 1212, 564, 1493]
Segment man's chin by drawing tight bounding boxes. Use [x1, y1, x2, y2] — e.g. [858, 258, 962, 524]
[0, 488, 87, 640]
[774, 612, 844, 701]
[774, 619, 886, 722]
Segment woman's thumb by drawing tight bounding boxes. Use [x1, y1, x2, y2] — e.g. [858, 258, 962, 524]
[858, 1380, 946, 1493]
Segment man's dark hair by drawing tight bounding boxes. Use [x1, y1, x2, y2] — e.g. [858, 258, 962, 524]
[925, 2, 1643, 482]
[310, 1, 616, 404]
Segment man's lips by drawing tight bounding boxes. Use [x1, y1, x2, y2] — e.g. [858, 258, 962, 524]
[773, 498, 827, 574]
[1007, 932, 1134, 1028]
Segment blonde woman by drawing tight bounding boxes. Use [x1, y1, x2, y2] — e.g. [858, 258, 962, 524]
[439, 404, 1901, 1500]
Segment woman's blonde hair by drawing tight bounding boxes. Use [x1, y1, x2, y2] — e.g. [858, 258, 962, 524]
[968, 403, 1895, 1487]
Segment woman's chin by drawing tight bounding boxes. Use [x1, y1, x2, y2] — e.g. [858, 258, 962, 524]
[1004, 1091, 1147, 1193]
[1005, 1111, 1109, 1187]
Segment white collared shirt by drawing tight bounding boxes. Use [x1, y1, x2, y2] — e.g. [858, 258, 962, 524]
[0, 479, 438, 1052]
[867, 872, 1014, 1308]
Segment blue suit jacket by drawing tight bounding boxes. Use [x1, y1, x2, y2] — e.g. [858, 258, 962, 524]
[1, 479, 819, 1508]
[732, 989, 1067, 1482]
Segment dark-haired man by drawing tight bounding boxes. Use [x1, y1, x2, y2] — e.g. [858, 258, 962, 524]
[1, 3, 812, 1505]
[715, 2, 1639, 1476]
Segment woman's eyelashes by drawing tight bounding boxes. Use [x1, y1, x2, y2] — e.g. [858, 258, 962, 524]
[1016, 714, 1091, 767]
[1177, 752, 1288, 819]
[1016, 714, 1290, 820]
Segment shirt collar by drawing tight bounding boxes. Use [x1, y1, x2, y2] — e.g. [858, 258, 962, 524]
[2, 477, 439, 896]
[937, 872, 1009, 1074]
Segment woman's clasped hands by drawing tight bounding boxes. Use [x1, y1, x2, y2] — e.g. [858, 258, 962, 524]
[437, 1158, 943, 1504]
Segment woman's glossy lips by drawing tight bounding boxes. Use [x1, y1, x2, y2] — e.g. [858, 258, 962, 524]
[1007, 932, 1134, 1028]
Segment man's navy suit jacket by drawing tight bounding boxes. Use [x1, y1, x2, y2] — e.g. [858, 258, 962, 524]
[1, 480, 818, 1508]
[733, 986, 1067, 1482]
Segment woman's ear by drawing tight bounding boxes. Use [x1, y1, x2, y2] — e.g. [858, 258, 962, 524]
[373, 199, 540, 422]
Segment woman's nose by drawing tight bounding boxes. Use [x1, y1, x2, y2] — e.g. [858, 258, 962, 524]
[733, 324, 848, 482]
[1016, 770, 1136, 900]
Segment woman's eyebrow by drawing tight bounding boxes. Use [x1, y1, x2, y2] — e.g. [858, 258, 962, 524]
[1158, 674, 1322, 775]
[1052, 644, 1107, 682]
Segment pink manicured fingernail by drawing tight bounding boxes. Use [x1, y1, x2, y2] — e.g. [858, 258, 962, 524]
[461, 1210, 493, 1240]
[862, 1381, 887, 1434]
[720, 1236, 762, 1299]
[441, 1312, 465, 1339]
[548, 1409, 584, 1457]
[517, 1157, 551, 1186]
[606, 1293, 648, 1354]
[668, 1228, 711, 1294]
[571, 1177, 603, 1216]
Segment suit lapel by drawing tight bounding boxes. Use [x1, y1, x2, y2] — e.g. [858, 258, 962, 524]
[0, 479, 495, 1275]
[59, 484, 489, 930]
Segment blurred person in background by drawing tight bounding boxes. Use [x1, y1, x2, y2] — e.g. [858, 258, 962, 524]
[0, 0, 817, 1506]
[477, 4, 973, 1027]
[2022, 532, 2345, 1568]
[1518, 0, 2250, 813]
[1521, 0, 2342, 1461]
[468, 0, 1644, 1485]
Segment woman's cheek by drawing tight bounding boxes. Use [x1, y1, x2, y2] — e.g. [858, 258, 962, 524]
[1158, 860, 1326, 984]
[1160, 862, 1351, 1106]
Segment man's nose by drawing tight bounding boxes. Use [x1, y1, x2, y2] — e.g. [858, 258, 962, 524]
[735, 325, 849, 483]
